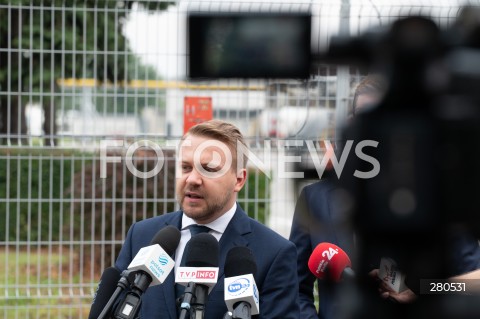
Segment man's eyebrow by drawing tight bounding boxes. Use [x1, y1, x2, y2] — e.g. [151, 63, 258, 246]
[181, 159, 216, 166]
[201, 160, 219, 167]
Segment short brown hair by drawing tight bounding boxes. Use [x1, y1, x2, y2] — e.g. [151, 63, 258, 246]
[352, 74, 387, 116]
[183, 120, 248, 171]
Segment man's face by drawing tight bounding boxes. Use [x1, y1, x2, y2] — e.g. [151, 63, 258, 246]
[176, 134, 246, 224]
[355, 93, 381, 112]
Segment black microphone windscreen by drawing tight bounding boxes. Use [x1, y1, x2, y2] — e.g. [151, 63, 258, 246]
[185, 233, 219, 267]
[88, 266, 121, 319]
[150, 225, 181, 256]
[224, 246, 257, 278]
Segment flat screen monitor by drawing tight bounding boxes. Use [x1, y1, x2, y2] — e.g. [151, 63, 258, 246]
[187, 12, 312, 79]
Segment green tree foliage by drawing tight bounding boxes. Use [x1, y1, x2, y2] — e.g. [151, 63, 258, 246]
[0, 0, 171, 145]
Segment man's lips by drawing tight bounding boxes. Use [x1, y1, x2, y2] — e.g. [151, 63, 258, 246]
[185, 191, 204, 199]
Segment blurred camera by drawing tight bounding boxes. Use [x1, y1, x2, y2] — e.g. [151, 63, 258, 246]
[187, 12, 312, 79]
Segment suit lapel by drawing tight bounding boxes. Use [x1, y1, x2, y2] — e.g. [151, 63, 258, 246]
[216, 206, 251, 282]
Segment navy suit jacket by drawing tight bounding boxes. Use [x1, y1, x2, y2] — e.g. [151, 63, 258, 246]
[289, 179, 354, 319]
[115, 205, 300, 319]
[289, 178, 480, 319]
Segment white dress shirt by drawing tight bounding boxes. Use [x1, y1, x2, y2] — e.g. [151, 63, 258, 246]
[174, 202, 237, 272]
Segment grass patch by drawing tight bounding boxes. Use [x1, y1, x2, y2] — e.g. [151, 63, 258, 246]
[0, 248, 93, 318]
[0, 249, 66, 285]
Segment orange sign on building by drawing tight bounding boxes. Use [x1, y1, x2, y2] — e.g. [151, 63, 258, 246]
[183, 96, 213, 134]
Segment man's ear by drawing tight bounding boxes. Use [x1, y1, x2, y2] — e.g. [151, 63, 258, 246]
[234, 168, 247, 192]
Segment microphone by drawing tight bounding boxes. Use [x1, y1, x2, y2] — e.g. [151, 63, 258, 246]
[223, 246, 260, 319]
[127, 225, 181, 286]
[308, 242, 354, 282]
[112, 225, 181, 319]
[88, 267, 121, 319]
[97, 269, 134, 319]
[176, 233, 219, 319]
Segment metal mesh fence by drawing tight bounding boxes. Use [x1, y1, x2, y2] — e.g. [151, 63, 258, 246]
[0, 0, 475, 317]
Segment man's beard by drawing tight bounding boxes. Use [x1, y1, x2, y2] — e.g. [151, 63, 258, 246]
[179, 192, 231, 222]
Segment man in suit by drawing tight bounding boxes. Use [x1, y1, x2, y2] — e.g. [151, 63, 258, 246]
[289, 171, 354, 319]
[288, 74, 386, 319]
[115, 120, 300, 319]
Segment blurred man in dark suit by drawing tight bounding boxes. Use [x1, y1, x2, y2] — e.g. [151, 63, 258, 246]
[289, 74, 385, 319]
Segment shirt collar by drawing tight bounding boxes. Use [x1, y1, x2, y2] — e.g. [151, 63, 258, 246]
[181, 202, 237, 235]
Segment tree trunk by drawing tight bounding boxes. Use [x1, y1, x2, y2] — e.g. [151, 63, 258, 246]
[0, 8, 27, 145]
[0, 97, 7, 145]
[43, 100, 57, 147]
[0, 96, 28, 145]
[10, 96, 28, 145]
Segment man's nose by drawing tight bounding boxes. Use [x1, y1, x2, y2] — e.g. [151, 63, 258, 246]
[185, 168, 202, 185]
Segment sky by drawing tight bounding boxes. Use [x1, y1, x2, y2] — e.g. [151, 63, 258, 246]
[123, 0, 467, 80]
[124, 3, 185, 80]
